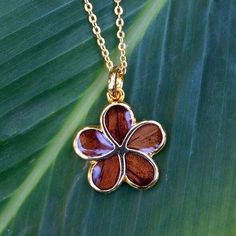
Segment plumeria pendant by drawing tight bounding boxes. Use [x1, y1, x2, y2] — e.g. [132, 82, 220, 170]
[73, 69, 166, 193]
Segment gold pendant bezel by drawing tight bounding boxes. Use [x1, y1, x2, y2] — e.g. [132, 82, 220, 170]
[73, 102, 167, 193]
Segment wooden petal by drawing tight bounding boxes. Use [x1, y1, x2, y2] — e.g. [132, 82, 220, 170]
[127, 122, 165, 155]
[103, 104, 133, 145]
[90, 155, 121, 191]
[75, 128, 114, 158]
[125, 152, 158, 188]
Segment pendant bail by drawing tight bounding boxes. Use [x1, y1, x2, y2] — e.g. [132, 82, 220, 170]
[107, 66, 125, 103]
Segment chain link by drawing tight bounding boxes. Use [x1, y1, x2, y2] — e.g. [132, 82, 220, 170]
[84, 0, 127, 75]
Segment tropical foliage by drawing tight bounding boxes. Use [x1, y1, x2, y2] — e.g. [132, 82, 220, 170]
[0, 0, 235, 235]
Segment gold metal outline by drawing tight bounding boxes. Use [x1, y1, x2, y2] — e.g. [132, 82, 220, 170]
[100, 102, 136, 147]
[87, 153, 126, 193]
[73, 102, 167, 193]
[123, 150, 159, 190]
[124, 120, 167, 158]
[73, 126, 115, 161]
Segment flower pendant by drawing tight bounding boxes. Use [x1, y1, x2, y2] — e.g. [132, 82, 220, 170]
[73, 102, 166, 193]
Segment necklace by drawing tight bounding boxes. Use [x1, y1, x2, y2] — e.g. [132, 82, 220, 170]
[73, 0, 166, 193]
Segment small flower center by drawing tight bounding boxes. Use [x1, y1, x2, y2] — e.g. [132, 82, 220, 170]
[116, 145, 127, 157]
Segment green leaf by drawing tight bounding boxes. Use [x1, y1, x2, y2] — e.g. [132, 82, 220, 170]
[0, 0, 236, 235]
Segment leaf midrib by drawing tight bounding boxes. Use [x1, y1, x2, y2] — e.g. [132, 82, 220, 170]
[0, 4, 146, 121]
[0, 0, 168, 234]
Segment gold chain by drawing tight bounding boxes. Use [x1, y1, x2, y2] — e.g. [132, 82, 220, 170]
[84, 0, 127, 75]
